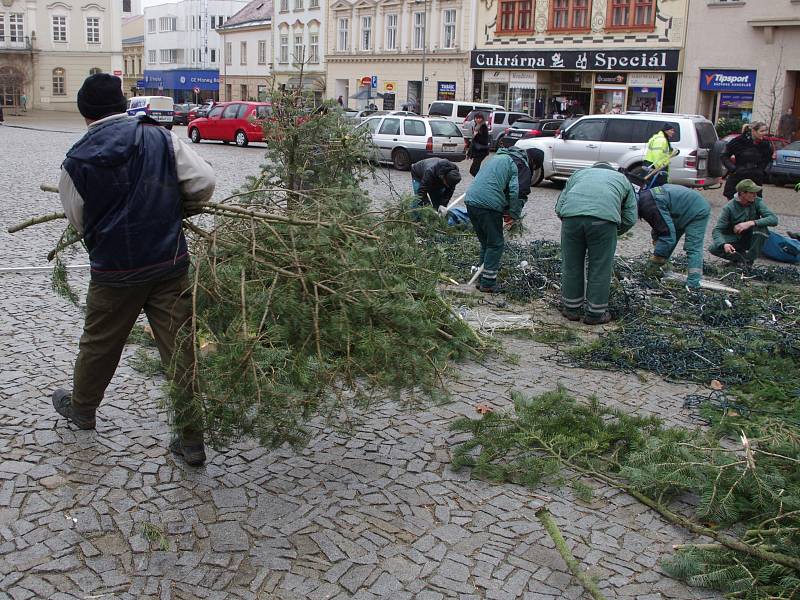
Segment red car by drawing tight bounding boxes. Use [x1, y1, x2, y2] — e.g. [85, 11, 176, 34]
[188, 101, 273, 147]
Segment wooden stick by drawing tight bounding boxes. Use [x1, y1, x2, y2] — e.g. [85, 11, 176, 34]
[536, 508, 608, 600]
[7, 212, 66, 233]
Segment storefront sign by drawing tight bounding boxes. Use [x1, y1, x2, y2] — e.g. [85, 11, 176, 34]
[143, 69, 220, 91]
[628, 73, 664, 87]
[483, 70, 508, 83]
[595, 73, 627, 85]
[470, 49, 680, 71]
[720, 93, 754, 110]
[437, 81, 456, 101]
[700, 69, 757, 92]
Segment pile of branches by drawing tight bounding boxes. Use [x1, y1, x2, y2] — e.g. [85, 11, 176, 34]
[10, 90, 487, 448]
[452, 389, 800, 598]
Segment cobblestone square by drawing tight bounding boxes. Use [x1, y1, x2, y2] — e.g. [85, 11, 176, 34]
[2, 114, 799, 599]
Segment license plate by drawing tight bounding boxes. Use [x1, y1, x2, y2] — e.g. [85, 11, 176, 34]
[443, 143, 457, 150]
[786, 156, 800, 163]
[509, 132, 522, 137]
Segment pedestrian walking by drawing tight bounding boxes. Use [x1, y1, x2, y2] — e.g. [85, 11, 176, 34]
[410, 157, 461, 211]
[778, 107, 797, 141]
[337, 95, 344, 107]
[20, 93, 27, 112]
[644, 123, 676, 186]
[721, 121, 772, 200]
[709, 179, 778, 265]
[0, 99, 4, 125]
[556, 163, 637, 325]
[52, 73, 216, 466]
[637, 184, 711, 288]
[464, 147, 529, 292]
[468, 112, 490, 177]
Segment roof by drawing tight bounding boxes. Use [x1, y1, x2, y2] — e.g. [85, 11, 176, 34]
[219, 0, 273, 30]
[122, 35, 145, 46]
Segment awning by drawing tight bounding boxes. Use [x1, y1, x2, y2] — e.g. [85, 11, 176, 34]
[287, 76, 325, 90]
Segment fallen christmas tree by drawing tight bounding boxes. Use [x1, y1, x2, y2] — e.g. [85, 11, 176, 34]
[9, 90, 488, 448]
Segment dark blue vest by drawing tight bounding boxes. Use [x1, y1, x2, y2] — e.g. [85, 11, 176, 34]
[63, 116, 188, 285]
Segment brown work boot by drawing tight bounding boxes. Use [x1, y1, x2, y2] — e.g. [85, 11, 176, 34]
[583, 312, 612, 326]
[169, 438, 207, 467]
[560, 309, 581, 322]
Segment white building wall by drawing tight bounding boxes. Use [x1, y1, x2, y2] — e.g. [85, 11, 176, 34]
[221, 27, 272, 77]
[272, 0, 326, 85]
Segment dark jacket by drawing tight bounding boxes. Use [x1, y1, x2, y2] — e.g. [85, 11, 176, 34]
[470, 123, 490, 156]
[722, 131, 772, 175]
[411, 157, 459, 202]
[62, 117, 189, 285]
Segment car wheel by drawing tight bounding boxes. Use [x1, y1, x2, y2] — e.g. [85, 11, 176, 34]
[164, 124, 173, 131]
[392, 148, 411, 171]
[235, 130, 249, 148]
[530, 164, 544, 187]
[189, 128, 201, 144]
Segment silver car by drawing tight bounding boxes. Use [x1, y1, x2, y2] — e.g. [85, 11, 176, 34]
[358, 115, 466, 170]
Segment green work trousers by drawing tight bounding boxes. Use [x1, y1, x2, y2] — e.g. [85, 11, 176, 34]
[466, 204, 504, 288]
[560, 216, 618, 318]
[708, 226, 768, 263]
[72, 274, 202, 444]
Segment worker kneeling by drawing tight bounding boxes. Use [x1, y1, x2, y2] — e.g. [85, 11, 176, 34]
[464, 147, 530, 292]
[410, 157, 462, 211]
[708, 179, 779, 265]
[556, 162, 637, 325]
[637, 184, 711, 289]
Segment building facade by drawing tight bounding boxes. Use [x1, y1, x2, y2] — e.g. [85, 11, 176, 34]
[273, 0, 326, 102]
[122, 15, 144, 96]
[123, 0, 143, 17]
[143, 0, 248, 102]
[680, 1, 800, 134]
[326, 0, 474, 112]
[0, 0, 123, 112]
[472, 0, 688, 118]
[218, 0, 272, 102]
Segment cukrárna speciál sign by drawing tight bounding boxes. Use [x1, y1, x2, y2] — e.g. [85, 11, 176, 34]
[470, 49, 680, 72]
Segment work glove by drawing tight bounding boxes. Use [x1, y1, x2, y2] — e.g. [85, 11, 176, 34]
[795, 182, 800, 192]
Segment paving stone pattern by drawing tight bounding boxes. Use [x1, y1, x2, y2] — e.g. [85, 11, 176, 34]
[6, 115, 797, 599]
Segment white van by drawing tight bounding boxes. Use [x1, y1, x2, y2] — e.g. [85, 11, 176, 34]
[127, 96, 175, 129]
[427, 101, 505, 124]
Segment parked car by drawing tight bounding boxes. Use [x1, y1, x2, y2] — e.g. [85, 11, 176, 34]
[427, 101, 505, 124]
[515, 112, 725, 188]
[461, 110, 529, 148]
[766, 140, 800, 185]
[187, 101, 273, 147]
[127, 96, 174, 129]
[188, 101, 215, 122]
[173, 103, 198, 125]
[497, 118, 564, 148]
[357, 115, 466, 170]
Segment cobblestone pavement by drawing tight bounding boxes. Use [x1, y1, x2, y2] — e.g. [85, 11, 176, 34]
[4, 112, 798, 599]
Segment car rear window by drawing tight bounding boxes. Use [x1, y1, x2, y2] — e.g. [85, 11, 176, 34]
[149, 97, 173, 111]
[255, 105, 272, 118]
[404, 120, 426, 136]
[428, 102, 452, 117]
[430, 121, 462, 137]
[507, 113, 527, 125]
[456, 105, 473, 118]
[512, 120, 542, 130]
[694, 122, 717, 148]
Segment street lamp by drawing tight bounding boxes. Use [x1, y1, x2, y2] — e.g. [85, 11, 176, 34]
[416, 0, 428, 115]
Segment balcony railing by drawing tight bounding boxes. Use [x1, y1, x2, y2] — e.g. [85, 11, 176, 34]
[0, 37, 33, 52]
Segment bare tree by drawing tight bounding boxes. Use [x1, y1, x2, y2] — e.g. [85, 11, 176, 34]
[758, 45, 785, 133]
[0, 56, 32, 116]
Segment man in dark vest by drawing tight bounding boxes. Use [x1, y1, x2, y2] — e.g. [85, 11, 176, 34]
[52, 74, 216, 466]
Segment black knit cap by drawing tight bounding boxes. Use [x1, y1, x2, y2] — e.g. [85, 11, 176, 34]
[77, 73, 127, 120]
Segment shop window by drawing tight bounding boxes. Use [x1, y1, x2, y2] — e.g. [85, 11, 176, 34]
[497, 0, 534, 35]
[607, 0, 655, 30]
[549, 0, 590, 32]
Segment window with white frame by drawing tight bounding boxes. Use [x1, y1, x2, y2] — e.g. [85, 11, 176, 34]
[9, 13, 24, 42]
[218, 15, 224, 27]
[361, 16, 372, 50]
[0, 15, 5, 42]
[337, 17, 349, 51]
[258, 40, 267, 64]
[86, 17, 100, 44]
[309, 33, 319, 63]
[293, 34, 304, 62]
[52, 15, 67, 42]
[148, 49, 156, 63]
[309, 0, 319, 7]
[160, 49, 178, 63]
[280, 34, 289, 62]
[413, 12, 425, 49]
[52, 68, 66, 95]
[385, 14, 397, 50]
[210, 48, 217, 62]
[210, 15, 216, 29]
[225, 42, 232, 64]
[442, 9, 456, 48]
[240, 41, 247, 64]
[190, 48, 195, 62]
[280, 0, 288, 11]
[159, 16, 176, 32]
[294, 0, 303, 9]
[147, 18, 156, 33]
